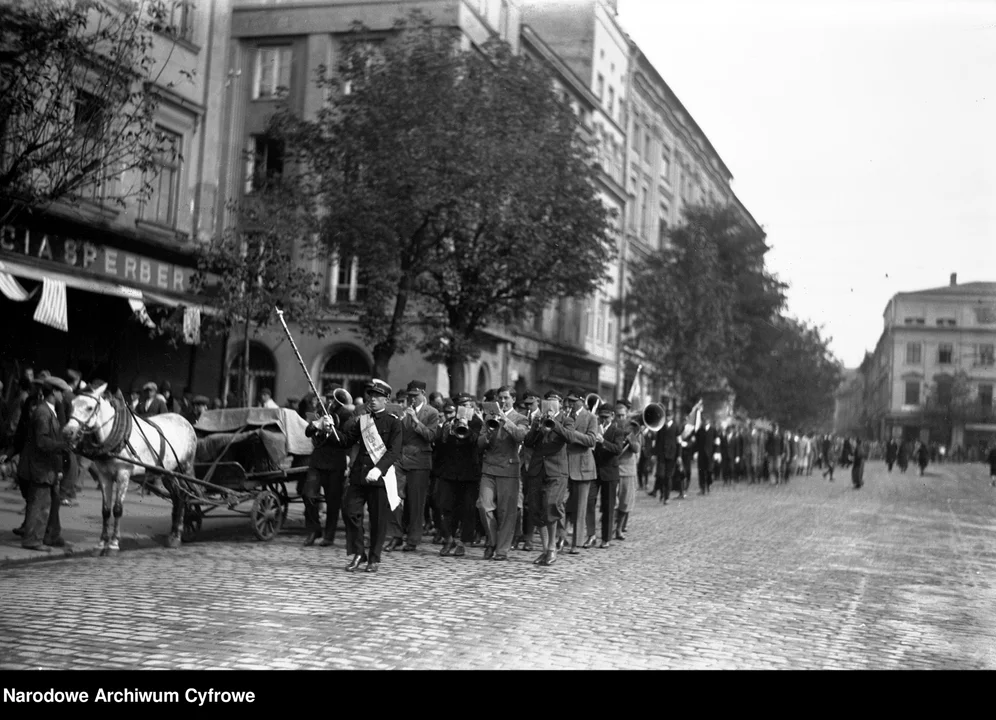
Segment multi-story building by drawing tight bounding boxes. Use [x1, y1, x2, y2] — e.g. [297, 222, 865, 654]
[1, 0, 231, 398]
[863, 275, 996, 451]
[833, 366, 864, 437]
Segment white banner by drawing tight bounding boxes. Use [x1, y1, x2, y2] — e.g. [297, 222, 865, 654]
[359, 414, 400, 510]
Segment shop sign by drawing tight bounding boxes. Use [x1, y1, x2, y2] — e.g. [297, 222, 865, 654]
[1, 224, 195, 294]
[538, 351, 600, 389]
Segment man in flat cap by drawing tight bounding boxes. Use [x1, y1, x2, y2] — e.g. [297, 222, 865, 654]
[19, 376, 72, 550]
[477, 385, 529, 560]
[332, 379, 402, 573]
[435, 393, 482, 557]
[136, 382, 168, 418]
[559, 388, 598, 555]
[523, 390, 572, 566]
[387, 380, 439, 552]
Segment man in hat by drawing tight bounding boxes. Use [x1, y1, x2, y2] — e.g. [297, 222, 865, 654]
[650, 406, 680, 503]
[589, 403, 624, 548]
[477, 385, 528, 560]
[387, 380, 439, 552]
[136, 382, 168, 417]
[19, 376, 72, 550]
[302, 391, 355, 547]
[695, 414, 719, 495]
[434, 393, 482, 557]
[559, 388, 598, 554]
[523, 390, 572, 566]
[333, 379, 402, 573]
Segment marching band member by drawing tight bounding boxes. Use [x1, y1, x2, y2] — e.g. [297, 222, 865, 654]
[515, 390, 542, 551]
[436, 393, 482, 558]
[559, 388, 598, 555]
[388, 380, 439, 553]
[477, 385, 529, 561]
[334, 379, 403, 574]
[614, 402, 643, 541]
[694, 413, 718, 495]
[523, 390, 572, 566]
[302, 387, 354, 547]
[650, 407, 680, 503]
[589, 403, 625, 548]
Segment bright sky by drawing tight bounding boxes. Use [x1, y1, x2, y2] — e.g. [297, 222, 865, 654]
[616, 0, 996, 368]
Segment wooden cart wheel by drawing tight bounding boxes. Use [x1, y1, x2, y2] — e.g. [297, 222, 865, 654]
[251, 490, 283, 541]
[181, 506, 203, 543]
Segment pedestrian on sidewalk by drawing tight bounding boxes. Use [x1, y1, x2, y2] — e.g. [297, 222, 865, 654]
[19, 376, 72, 551]
[851, 439, 865, 489]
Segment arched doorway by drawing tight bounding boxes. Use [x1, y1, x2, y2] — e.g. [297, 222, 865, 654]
[226, 342, 277, 407]
[475, 363, 490, 400]
[320, 345, 372, 402]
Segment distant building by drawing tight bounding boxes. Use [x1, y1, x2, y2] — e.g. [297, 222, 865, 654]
[833, 366, 864, 437]
[863, 274, 996, 452]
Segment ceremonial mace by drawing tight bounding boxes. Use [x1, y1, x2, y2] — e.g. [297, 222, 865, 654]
[274, 305, 340, 442]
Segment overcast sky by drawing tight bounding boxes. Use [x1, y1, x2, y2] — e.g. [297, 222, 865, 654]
[616, 0, 996, 368]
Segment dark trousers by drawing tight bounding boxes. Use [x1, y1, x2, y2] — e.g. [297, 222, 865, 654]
[698, 458, 712, 491]
[521, 474, 535, 541]
[23, 482, 61, 547]
[438, 479, 477, 544]
[564, 480, 592, 547]
[681, 454, 693, 492]
[387, 469, 408, 543]
[586, 477, 618, 542]
[303, 466, 345, 540]
[397, 468, 430, 545]
[344, 483, 390, 563]
[60, 452, 78, 501]
[653, 456, 677, 499]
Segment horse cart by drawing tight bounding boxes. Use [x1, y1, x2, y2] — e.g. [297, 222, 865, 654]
[172, 407, 314, 543]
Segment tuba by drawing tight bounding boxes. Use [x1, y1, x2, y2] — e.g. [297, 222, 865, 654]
[642, 402, 666, 432]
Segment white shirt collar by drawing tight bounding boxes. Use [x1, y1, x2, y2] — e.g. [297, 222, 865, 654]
[45, 401, 57, 418]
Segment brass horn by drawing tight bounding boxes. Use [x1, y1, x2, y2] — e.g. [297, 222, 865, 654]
[332, 387, 353, 408]
[585, 393, 602, 414]
[642, 402, 666, 432]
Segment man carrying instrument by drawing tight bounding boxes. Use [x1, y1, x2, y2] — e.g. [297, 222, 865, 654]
[334, 379, 402, 573]
[588, 404, 623, 549]
[559, 388, 598, 555]
[436, 393, 482, 558]
[477, 385, 528, 561]
[388, 380, 439, 553]
[523, 390, 571, 566]
[515, 390, 541, 552]
[302, 386, 354, 547]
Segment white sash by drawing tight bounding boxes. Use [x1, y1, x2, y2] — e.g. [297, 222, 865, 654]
[360, 413, 400, 511]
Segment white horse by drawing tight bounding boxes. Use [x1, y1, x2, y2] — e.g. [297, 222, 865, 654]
[62, 384, 198, 555]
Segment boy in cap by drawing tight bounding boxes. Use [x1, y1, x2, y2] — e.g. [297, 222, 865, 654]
[136, 382, 168, 417]
[560, 388, 598, 554]
[331, 379, 402, 573]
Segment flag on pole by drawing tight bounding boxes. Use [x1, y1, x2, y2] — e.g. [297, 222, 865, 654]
[183, 306, 201, 345]
[33, 277, 68, 331]
[627, 364, 644, 404]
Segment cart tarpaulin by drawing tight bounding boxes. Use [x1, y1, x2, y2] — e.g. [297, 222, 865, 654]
[194, 408, 313, 457]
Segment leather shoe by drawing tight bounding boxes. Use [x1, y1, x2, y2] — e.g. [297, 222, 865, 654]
[555, 537, 565, 552]
[22, 544, 49, 552]
[385, 538, 403, 552]
[533, 551, 548, 565]
[581, 535, 596, 549]
[44, 538, 66, 548]
[493, 554, 508, 561]
[319, 537, 335, 547]
[522, 542, 533, 552]
[545, 551, 557, 566]
[484, 546, 495, 560]
[439, 540, 454, 557]
[12, 526, 24, 537]
[453, 545, 466, 557]
[402, 543, 417, 552]
[567, 545, 580, 555]
[614, 531, 625, 541]
[303, 532, 320, 547]
[365, 562, 379, 573]
[599, 540, 611, 549]
[345, 554, 365, 572]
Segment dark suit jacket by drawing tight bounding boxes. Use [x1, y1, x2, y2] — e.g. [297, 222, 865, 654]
[20, 404, 66, 486]
[136, 396, 169, 418]
[399, 403, 440, 471]
[654, 421, 679, 462]
[305, 406, 353, 471]
[434, 422, 481, 482]
[695, 425, 718, 465]
[524, 413, 571, 481]
[594, 422, 627, 483]
[334, 410, 402, 487]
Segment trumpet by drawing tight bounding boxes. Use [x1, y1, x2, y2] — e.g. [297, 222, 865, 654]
[542, 412, 559, 430]
[586, 393, 602, 415]
[452, 418, 471, 439]
[486, 415, 502, 431]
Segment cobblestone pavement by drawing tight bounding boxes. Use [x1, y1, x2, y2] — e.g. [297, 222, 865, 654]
[1, 462, 994, 669]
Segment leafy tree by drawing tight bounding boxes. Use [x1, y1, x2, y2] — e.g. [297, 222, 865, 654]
[0, 0, 193, 225]
[273, 14, 615, 386]
[923, 370, 973, 443]
[185, 175, 325, 407]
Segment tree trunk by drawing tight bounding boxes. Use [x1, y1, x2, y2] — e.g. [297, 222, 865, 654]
[447, 357, 466, 397]
[370, 275, 414, 383]
[241, 313, 251, 408]
[372, 344, 393, 383]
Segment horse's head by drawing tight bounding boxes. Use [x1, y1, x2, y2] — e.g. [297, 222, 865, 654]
[63, 383, 108, 447]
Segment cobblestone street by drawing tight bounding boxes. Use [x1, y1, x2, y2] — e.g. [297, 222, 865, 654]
[2, 461, 995, 670]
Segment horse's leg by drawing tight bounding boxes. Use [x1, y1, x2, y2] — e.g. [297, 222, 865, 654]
[96, 468, 112, 554]
[106, 468, 130, 554]
[166, 474, 185, 549]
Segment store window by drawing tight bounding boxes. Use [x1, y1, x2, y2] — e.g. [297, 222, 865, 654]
[227, 342, 277, 407]
[320, 346, 372, 401]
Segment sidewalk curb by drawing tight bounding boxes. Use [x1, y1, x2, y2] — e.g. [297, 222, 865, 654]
[0, 534, 162, 568]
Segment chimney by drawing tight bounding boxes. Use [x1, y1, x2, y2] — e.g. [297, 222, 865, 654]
[950, 272, 957, 286]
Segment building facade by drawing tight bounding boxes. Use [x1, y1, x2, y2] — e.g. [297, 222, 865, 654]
[1, 0, 231, 400]
[862, 275, 996, 452]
